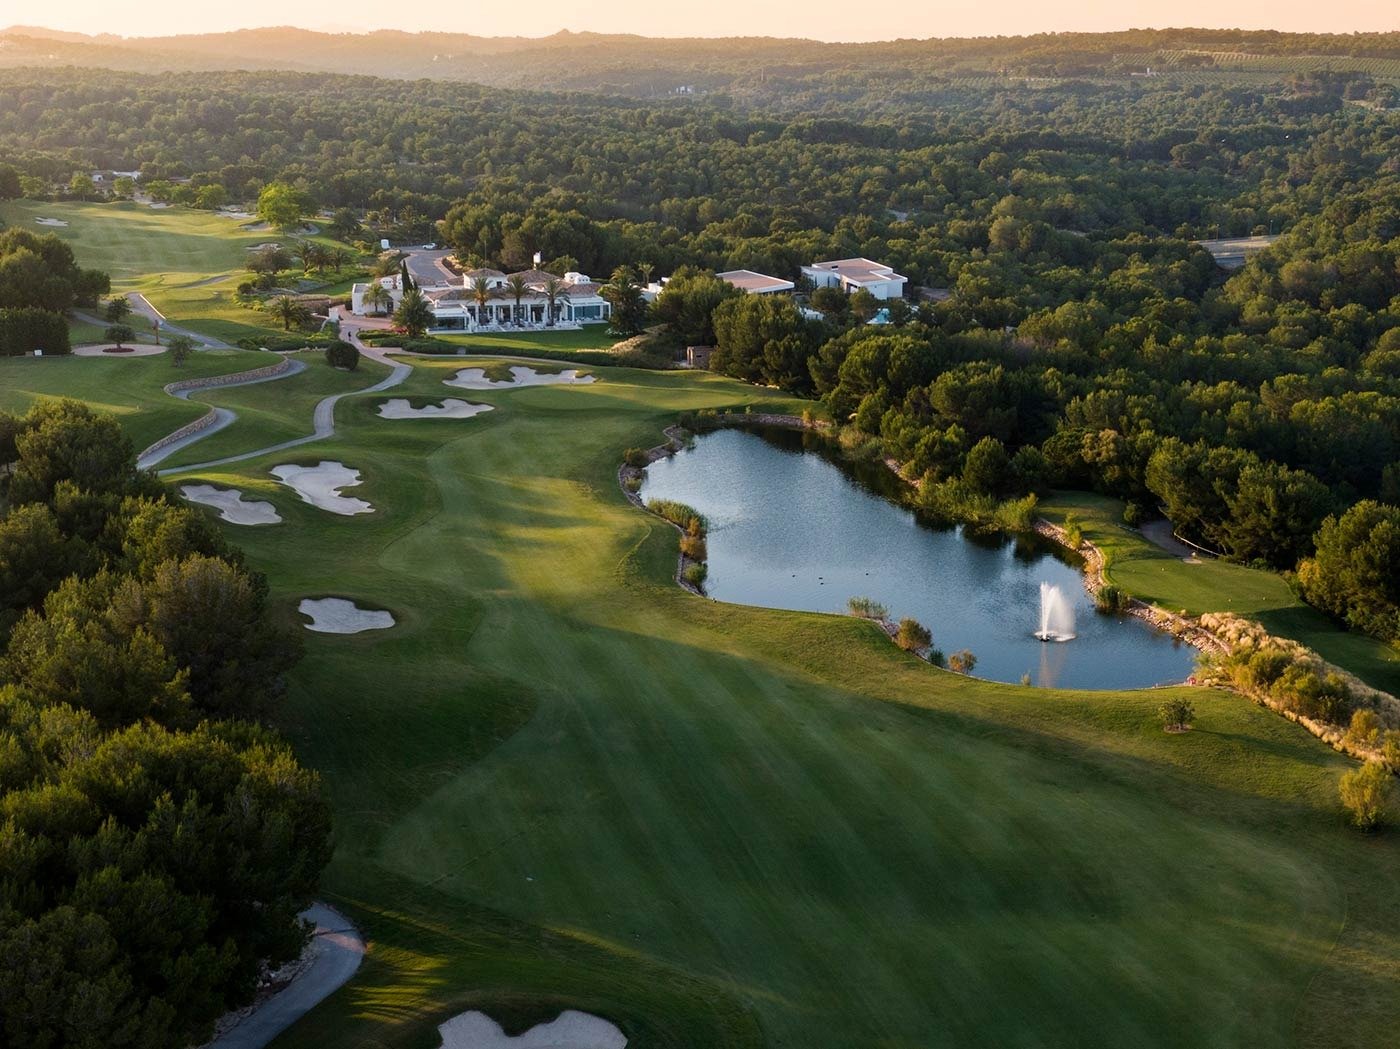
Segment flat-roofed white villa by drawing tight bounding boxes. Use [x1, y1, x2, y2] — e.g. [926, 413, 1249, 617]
[716, 269, 795, 295]
[351, 268, 612, 331]
[800, 258, 907, 299]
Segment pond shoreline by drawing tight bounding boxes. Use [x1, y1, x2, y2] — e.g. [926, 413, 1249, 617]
[619, 414, 830, 598]
[621, 415, 1198, 688]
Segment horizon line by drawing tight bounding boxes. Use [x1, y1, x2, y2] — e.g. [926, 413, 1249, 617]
[6, 22, 1399, 47]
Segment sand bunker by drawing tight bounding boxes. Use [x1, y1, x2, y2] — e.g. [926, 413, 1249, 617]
[298, 597, 395, 634]
[34, 217, 69, 227]
[378, 398, 494, 420]
[147, 201, 172, 209]
[271, 461, 374, 515]
[444, 366, 596, 390]
[180, 484, 281, 525]
[437, 1010, 626, 1049]
[72, 343, 165, 357]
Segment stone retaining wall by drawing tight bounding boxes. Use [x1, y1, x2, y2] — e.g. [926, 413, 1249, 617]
[137, 358, 292, 463]
[163, 357, 290, 395]
[139, 409, 222, 463]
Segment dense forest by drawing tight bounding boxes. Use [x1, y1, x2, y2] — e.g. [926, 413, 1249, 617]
[0, 400, 330, 1047]
[0, 46, 1395, 637]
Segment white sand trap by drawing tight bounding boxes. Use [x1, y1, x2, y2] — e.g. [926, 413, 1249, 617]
[437, 1010, 626, 1049]
[298, 597, 395, 634]
[181, 484, 281, 525]
[271, 461, 374, 515]
[34, 217, 69, 227]
[444, 366, 596, 390]
[147, 201, 172, 209]
[378, 398, 494, 420]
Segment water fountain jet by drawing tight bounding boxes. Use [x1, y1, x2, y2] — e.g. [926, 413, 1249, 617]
[1036, 581, 1076, 642]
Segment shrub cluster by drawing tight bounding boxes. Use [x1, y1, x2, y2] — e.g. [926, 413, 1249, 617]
[1214, 642, 1358, 726]
[847, 596, 889, 621]
[646, 499, 707, 534]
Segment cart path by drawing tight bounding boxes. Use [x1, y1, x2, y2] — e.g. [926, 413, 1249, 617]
[136, 358, 309, 470]
[203, 903, 364, 1049]
[155, 344, 410, 476]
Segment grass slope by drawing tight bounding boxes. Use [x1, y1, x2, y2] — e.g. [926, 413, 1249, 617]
[143, 359, 1400, 1049]
[0, 348, 274, 450]
[1041, 493, 1400, 696]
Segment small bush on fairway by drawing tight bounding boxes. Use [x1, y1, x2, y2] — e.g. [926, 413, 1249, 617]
[895, 617, 932, 655]
[682, 562, 707, 590]
[624, 447, 650, 468]
[326, 339, 360, 370]
[1340, 762, 1394, 831]
[1160, 696, 1196, 732]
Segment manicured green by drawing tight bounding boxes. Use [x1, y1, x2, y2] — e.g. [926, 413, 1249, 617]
[129, 359, 1400, 1049]
[0, 348, 274, 451]
[1042, 492, 1400, 695]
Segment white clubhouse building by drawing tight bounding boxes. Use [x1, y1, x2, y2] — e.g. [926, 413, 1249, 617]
[351, 268, 612, 331]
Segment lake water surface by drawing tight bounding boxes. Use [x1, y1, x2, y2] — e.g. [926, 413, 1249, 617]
[642, 428, 1197, 689]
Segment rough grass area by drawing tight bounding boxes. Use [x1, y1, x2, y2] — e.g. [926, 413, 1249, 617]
[0, 347, 273, 451]
[114, 360, 1400, 1049]
[1041, 492, 1400, 695]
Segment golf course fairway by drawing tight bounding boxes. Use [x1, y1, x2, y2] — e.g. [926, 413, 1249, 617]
[18, 349, 1400, 1048]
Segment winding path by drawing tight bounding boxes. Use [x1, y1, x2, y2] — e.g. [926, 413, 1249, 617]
[150, 343, 410, 476]
[74, 294, 234, 350]
[137, 359, 309, 470]
[204, 904, 365, 1049]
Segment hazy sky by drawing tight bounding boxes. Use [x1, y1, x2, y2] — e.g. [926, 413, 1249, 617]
[16, 1, 1399, 42]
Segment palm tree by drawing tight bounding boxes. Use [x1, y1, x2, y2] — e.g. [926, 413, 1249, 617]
[504, 274, 530, 326]
[272, 295, 304, 331]
[310, 243, 330, 275]
[471, 279, 498, 328]
[601, 266, 646, 336]
[295, 241, 317, 274]
[393, 288, 435, 339]
[541, 276, 570, 327]
[362, 282, 392, 316]
[332, 247, 349, 272]
[637, 261, 655, 288]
